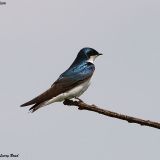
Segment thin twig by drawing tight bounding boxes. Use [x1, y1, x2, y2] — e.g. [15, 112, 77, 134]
[63, 99, 160, 130]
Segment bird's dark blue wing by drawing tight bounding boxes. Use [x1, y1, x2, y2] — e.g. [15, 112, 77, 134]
[51, 62, 95, 90]
[21, 62, 95, 106]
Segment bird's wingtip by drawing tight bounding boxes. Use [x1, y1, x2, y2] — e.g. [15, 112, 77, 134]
[20, 103, 26, 107]
[20, 102, 32, 107]
[20, 99, 37, 107]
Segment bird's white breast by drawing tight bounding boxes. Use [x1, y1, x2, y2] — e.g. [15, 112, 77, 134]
[87, 55, 98, 63]
[44, 79, 91, 106]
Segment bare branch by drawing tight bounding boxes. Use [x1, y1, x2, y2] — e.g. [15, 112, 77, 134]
[63, 99, 160, 130]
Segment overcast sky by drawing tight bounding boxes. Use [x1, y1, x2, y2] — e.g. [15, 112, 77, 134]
[0, 0, 160, 159]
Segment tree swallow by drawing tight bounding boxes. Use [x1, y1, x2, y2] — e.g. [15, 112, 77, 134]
[21, 47, 102, 112]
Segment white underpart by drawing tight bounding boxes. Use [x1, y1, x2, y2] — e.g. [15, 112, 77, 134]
[43, 79, 91, 106]
[87, 55, 98, 63]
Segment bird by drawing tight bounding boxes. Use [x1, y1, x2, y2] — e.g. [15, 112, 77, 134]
[21, 47, 102, 112]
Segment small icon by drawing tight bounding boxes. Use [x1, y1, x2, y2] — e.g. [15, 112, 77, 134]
[0, 1, 6, 5]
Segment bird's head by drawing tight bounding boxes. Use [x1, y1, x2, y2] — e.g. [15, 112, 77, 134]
[77, 47, 102, 64]
[68, 47, 102, 69]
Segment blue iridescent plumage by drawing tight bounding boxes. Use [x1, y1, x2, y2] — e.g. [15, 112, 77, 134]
[21, 47, 102, 112]
[60, 47, 97, 78]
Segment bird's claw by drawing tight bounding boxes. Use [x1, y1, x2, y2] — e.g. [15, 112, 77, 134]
[63, 99, 73, 105]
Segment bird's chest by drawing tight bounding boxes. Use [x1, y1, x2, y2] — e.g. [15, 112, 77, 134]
[64, 79, 91, 98]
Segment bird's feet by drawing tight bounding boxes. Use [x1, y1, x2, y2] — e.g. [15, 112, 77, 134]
[63, 99, 73, 105]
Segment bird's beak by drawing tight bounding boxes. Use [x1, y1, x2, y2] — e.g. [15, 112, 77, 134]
[98, 53, 103, 56]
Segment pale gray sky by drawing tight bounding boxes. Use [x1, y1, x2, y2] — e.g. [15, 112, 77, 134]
[0, 0, 160, 159]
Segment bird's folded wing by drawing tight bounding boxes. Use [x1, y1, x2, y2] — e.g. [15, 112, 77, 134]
[21, 64, 94, 106]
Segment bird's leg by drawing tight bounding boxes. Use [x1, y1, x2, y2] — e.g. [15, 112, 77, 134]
[75, 97, 84, 102]
[63, 99, 73, 105]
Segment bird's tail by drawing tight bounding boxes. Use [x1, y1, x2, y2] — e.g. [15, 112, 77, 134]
[28, 103, 45, 113]
[20, 100, 45, 113]
[20, 97, 39, 107]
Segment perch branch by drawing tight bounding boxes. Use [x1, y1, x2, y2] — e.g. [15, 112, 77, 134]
[63, 99, 160, 130]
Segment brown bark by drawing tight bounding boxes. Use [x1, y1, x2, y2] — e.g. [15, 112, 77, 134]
[63, 99, 160, 130]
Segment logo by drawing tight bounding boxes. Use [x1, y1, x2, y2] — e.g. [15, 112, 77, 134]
[0, 1, 6, 5]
